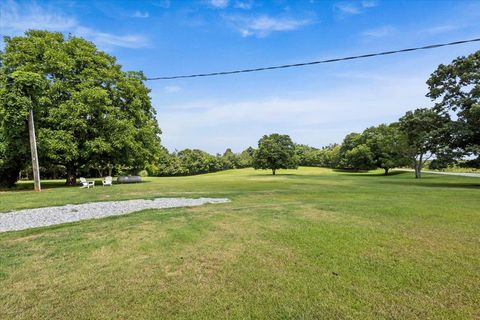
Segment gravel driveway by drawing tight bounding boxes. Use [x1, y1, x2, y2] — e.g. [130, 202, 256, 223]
[0, 197, 230, 233]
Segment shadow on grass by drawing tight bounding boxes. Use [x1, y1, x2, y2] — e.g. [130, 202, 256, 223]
[338, 171, 406, 177]
[1, 179, 152, 192]
[376, 180, 480, 189]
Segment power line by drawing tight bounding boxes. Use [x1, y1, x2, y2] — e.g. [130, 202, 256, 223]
[145, 37, 480, 80]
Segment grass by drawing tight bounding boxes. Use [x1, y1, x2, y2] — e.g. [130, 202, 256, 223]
[1, 167, 479, 319]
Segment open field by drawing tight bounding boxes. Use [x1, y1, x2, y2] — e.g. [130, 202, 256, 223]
[1, 167, 479, 319]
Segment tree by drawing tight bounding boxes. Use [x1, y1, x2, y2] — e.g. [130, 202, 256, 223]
[318, 144, 341, 168]
[237, 147, 254, 168]
[427, 50, 480, 157]
[0, 30, 161, 185]
[343, 144, 376, 171]
[295, 144, 323, 167]
[0, 70, 44, 187]
[222, 148, 238, 169]
[398, 108, 451, 178]
[338, 133, 376, 170]
[177, 149, 222, 175]
[253, 133, 297, 175]
[362, 124, 410, 175]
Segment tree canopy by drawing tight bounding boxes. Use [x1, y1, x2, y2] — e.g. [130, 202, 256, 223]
[427, 50, 480, 156]
[398, 108, 451, 178]
[0, 30, 161, 186]
[253, 133, 297, 175]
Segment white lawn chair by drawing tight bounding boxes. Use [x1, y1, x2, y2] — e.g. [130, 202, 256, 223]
[80, 177, 95, 188]
[102, 176, 113, 186]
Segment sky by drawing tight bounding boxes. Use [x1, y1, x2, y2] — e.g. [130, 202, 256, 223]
[1, 0, 480, 154]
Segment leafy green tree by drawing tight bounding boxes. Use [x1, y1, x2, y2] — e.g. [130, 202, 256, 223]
[222, 148, 238, 169]
[0, 30, 161, 185]
[343, 144, 376, 171]
[295, 144, 323, 167]
[253, 133, 297, 175]
[177, 149, 222, 175]
[237, 147, 254, 168]
[398, 108, 451, 178]
[338, 133, 376, 170]
[362, 124, 410, 175]
[0, 69, 48, 187]
[318, 144, 341, 168]
[427, 50, 480, 157]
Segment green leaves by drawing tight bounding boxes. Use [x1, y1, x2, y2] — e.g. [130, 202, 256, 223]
[0, 30, 162, 185]
[427, 50, 480, 153]
[253, 133, 297, 175]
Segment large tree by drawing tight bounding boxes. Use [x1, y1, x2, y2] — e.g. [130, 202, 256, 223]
[427, 50, 480, 157]
[362, 124, 410, 175]
[398, 108, 451, 178]
[338, 133, 376, 170]
[0, 30, 161, 186]
[253, 133, 297, 175]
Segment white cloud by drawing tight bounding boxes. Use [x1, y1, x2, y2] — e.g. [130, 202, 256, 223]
[0, 1, 77, 32]
[209, 0, 229, 8]
[423, 25, 458, 35]
[234, 0, 253, 9]
[0, 1, 149, 49]
[361, 0, 378, 8]
[361, 25, 395, 38]
[164, 86, 181, 93]
[151, 0, 171, 8]
[334, 1, 378, 16]
[132, 10, 150, 18]
[334, 3, 361, 15]
[225, 15, 312, 37]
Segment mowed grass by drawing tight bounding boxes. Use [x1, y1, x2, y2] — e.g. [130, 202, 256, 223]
[0, 167, 479, 319]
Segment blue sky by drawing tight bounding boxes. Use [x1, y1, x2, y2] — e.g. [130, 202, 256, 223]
[1, 0, 480, 153]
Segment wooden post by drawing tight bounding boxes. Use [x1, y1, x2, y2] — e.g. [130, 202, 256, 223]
[28, 109, 41, 192]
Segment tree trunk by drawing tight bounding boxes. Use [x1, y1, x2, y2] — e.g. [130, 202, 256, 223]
[66, 166, 77, 186]
[272, 168, 276, 175]
[414, 162, 422, 179]
[384, 168, 389, 175]
[108, 165, 113, 177]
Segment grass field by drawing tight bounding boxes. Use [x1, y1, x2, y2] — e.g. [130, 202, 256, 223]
[1, 167, 479, 319]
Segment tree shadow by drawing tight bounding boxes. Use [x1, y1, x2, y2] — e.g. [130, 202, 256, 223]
[1, 179, 151, 192]
[249, 173, 298, 177]
[376, 179, 480, 190]
[335, 171, 406, 177]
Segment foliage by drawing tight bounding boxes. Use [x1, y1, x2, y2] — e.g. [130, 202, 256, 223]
[427, 50, 480, 157]
[398, 108, 452, 178]
[295, 144, 323, 167]
[0, 69, 45, 186]
[253, 133, 298, 175]
[343, 144, 375, 171]
[338, 133, 375, 170]
[0, 30, 161, 186]
[237, 147, 255, 168]
[361, 124, 410, 174]
[150, 147, 254, 177]
[318, 144, 341, 168]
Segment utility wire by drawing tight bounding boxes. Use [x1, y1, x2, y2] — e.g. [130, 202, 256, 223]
[145, 37, 480, 80]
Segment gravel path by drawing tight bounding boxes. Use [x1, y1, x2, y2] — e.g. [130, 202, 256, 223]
[0, 197, 230, 233]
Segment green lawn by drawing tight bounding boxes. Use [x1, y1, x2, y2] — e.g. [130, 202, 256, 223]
[1, 167, 479, 319]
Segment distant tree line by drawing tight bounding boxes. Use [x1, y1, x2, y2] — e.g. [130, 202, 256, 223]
[145, 147, 254, 176]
